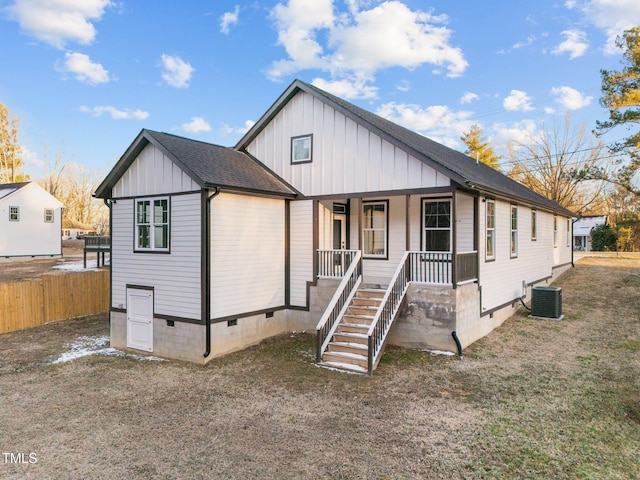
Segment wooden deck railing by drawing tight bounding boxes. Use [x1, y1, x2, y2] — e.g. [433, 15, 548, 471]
[316, 251, 362, 362]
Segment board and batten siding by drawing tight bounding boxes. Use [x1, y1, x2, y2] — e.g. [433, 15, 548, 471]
[246, 91, 450, 197]
[210, 193, 285, 318]
[111, 194, 202, 320]
[289, 200, 314, 307]
[112, 144, 199, 198]
[478, 198, 572, 312]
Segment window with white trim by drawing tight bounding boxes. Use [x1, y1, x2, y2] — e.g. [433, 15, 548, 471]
[566, 218, 571, 247]
[553, 215, 558, 247]
[135, 198, 169, 251]
[510, 205, 518, 258]
[44, 208, 54, 223]
[291, 134, 312, 164]
[362, 201, 387, 258]
[9, 206, 19, 221]
[531, 210, 537, 241]
[423, 199, 451, 251]
[486, 199, 495, 260]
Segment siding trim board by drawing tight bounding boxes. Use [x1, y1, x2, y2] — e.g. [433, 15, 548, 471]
[211, 306, 287, 324]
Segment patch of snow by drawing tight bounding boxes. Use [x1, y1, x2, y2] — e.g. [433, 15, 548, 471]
[52, 259, 109, 272]
[422, 349, 456, 356]
[48, 335, 165, 364]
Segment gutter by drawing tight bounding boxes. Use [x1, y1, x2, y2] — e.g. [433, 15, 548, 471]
[203, 187, 221, 358]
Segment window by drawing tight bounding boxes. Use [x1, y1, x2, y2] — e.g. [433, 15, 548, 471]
[510, 205, 518, 258]
[486, 199, 495, 260]
[9, 206, 19, 221]
[44, 208, 54, 223]
[531, 210, 537, 241]
[291, 134, 313, 164]
[362, 201, 387, 258]
[423, 200, 451, 251]
[135, 198, 169, 251]
[566, 218, 571, 247]
[553, 215, 558, 247]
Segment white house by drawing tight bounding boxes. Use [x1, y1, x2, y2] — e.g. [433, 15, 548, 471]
[95, 80, 574, 373]
[0, 182, 64, 257]
[573, 215, 607, 251]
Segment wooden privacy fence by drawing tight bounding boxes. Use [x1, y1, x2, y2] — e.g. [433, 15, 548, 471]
[0, 270, 110, 334]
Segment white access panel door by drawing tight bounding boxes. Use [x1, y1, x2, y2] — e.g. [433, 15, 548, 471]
[126, 288, 154, 352]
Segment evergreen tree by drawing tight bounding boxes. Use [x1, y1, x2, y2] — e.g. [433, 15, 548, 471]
[460, 124, 502, 170]
[594, 25, 640, 194]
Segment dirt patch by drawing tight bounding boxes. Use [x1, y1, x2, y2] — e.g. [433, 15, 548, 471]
[1, 257, 639, 479]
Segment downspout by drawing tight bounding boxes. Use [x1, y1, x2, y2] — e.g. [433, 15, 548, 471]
[104, 198, 113, 315]
[203, 187, 221, 358]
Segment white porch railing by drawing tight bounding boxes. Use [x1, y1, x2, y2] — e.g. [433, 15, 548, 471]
[317, 249, 359, 278]
[315, 251, 362, 362]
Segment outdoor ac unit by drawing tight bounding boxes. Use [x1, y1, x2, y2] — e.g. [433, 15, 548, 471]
[531, 286, 562, 319]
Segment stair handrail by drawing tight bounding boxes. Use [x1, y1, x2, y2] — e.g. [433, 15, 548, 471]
[316, 250, 362, 362]
[366, 251, 411, 374]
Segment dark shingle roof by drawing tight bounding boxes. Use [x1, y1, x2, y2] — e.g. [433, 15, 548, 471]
[238, 79, 574, 216]
[95, 130, 297, 198]
[0, 182, 30, 199]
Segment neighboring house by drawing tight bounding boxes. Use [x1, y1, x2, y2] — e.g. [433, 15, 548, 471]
[62, 227, 96, 240]
[95, 79, 574, 373]
[0, 182, 64, 257]
[573, 215, 607, 251]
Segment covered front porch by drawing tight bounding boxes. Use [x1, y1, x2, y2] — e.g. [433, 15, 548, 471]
[310, 189, 480, 374]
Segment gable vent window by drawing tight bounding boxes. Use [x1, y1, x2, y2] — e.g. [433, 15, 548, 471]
[135, 197, 170, 252]
[291, 134, 313, 164]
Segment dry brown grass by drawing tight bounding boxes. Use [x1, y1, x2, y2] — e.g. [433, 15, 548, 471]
[1, 257, 639, 479]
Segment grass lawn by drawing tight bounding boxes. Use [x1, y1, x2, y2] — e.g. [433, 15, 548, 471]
[1, 256, 639, 479]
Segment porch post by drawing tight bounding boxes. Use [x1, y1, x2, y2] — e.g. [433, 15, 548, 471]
[452, 190, 457, 287]
[405, 194, 410, 251]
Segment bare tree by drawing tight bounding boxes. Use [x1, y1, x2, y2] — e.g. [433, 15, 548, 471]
[0, 102, 28, 183]
[39, 141, 72, 197]
[507, 113, 610, 215]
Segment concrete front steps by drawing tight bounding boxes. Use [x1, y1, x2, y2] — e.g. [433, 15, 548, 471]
[319, 287, 386, 374]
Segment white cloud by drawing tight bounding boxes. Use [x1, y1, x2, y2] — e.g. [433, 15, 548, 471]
[503, 90, 534, 112]
[552, 29, 589, 59]
[460, 91, 478, 104]
[396, 80, 411, 92]
[492, 119, 540, 152]
[267, 0, 468, 84]
[222, 120, 255, 135]
[161, 54, 195, 88]
[79, 105, 149, 120]
[550, 86, 593, 110]
[376, 102, 475, 148]
[181, 117, 211, 133]
[5, 0, 112, 49]
[220, 5, 240, 34]
[311, 76, 378, 99]
[577, 0, 640, 54]
[58, 52, 109, 85]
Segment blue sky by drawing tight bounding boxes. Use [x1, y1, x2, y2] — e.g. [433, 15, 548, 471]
[1, 0, 639, 179]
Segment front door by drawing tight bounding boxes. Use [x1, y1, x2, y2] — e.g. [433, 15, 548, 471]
[333, 214, 347, 250]
[127, 288, 153, 352]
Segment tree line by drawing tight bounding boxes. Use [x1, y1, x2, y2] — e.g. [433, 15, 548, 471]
[461, 25, 640, 251]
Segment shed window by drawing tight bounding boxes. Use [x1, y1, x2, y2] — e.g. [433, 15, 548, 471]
[44, 208, 54, 223]
[9, 206, 19, 221]
[423, 200, 451, 251]
[135, 198, 169, 251]
[553, 215, 558, 247]
[510, 205, 518, 258]
[566, 219, 571, 247]
[291, 134, 312, 164]
[485, 199, 495, 260]
[362, 201, 387, 258]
